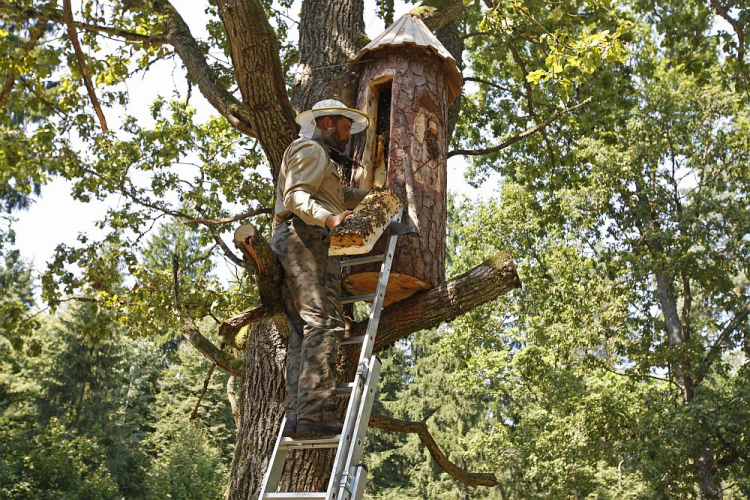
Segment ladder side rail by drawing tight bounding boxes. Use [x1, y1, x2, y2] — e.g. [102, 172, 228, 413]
[259, 416, 292, 498]
[324, 358, 370, 499]
[326, 209, 403, 498]
[336, 356, 382, 500]
[353, 209, 402, 366]
[350, 466, 368, 500]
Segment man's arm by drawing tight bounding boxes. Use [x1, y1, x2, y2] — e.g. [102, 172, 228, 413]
[342, 187, 369, 210]
[282, 142, 333, 227]
[325, 210, 352, 228]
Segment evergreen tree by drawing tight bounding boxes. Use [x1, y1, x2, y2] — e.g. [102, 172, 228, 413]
[366, 330, 498, 500]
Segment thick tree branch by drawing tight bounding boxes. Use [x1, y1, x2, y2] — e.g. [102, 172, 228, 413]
[151, 0, 257, 138]
[447, 97, 591, 158]
[180, 320, 243, 376]
[233, 224, 283, 309]
[63, 0, 108, 131]
[350, 251, 521, 350]
[221, 252, 520, 354]
[215, 0, 297, 178]
[183, 207, 272, 227]
[696, 303, 750, 384]
[369, 413, 498, 487]
[220, 306, 267, 348]
[227, 251, 520, 349]
[409, 0, 464, 32]
[708, 0, 745, 64]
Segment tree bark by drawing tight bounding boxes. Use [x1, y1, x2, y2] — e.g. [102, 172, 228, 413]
[214, 0, 298, 181]
[293, 0, 366, 111]
[227, 316, 288, 499]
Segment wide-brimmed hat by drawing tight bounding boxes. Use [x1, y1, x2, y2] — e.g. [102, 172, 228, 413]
[295, 99, 370, 134]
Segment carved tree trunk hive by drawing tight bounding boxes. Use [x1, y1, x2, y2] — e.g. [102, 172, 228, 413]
[346, 13, 462, 304]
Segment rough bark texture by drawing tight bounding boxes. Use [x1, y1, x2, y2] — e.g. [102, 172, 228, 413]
[227, 315, 337, 499]
[292, 0, 367, 111]
[227, 316, 287, 499]
[214, 0, 298, 180]
[349, 46, 451, 300]
[352, 251, 521, 351]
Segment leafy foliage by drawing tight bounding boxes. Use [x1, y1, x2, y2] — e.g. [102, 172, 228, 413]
[1, 0, 749, 497]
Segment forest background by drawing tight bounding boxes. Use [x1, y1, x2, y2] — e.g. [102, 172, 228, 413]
[1, 0, 748, 498]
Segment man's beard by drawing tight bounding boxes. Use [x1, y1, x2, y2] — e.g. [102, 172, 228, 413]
[327, 129, 349, 152]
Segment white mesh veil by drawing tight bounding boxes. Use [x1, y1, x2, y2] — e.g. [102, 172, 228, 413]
[295, 99, 370, 139]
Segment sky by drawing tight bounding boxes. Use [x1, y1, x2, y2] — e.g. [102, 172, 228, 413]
[11, 0, 496, 283]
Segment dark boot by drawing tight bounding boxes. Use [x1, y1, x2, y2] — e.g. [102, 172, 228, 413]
[295, 418, 344, 438]
[282, 414, 297, 437]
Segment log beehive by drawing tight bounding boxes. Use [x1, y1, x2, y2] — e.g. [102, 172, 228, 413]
[344, 13, 462, 304]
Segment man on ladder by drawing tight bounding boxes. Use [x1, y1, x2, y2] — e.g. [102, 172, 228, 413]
[270, 99, 370, 439]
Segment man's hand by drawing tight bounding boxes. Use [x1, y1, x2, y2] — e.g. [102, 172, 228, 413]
[326, 210, 353, 229]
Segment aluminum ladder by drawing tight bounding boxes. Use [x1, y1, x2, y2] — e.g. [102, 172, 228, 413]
[259, 209, 405, 500]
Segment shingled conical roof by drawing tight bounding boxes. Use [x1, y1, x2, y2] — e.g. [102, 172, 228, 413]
[350, 13, 463, 104]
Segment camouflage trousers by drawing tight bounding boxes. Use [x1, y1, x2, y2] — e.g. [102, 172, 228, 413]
[270, 216, 344, 422]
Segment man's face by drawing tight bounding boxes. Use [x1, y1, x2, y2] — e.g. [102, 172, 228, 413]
[326, 117, 353, 151]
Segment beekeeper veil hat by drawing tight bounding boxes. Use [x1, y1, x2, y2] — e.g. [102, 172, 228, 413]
[296, 99, 370, 139]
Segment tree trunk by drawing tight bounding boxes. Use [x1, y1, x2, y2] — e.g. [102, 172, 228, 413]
[226, 317, 286, 499]
[292, 0, 366, 111]
[215, 0, 298, 180]
[655, 272, 721, 498]
[226, 251, 520, 499]
[227, 315, 335, 498]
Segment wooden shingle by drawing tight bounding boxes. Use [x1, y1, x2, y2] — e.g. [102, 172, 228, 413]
[350, 13, 463, 104]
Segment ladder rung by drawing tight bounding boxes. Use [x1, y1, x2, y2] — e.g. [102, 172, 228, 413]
[264, 493, 327, 499]
[278, 435, 340, 450]
[340, 254, 385, 267]
[336, 382, 354, 396]
[340, 335, 366, 346]
[341, 293, 376, 304]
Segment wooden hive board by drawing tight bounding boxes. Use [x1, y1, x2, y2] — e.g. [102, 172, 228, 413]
[329, 187, 403, 256]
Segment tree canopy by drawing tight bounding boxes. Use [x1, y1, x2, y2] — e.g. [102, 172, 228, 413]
[1, 0, 749, 498]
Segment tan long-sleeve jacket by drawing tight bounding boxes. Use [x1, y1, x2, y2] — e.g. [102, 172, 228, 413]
[274, 138, 368, 228]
